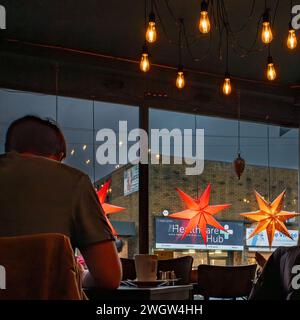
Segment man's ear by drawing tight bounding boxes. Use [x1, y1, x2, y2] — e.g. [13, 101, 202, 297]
[54, 152, 65, 162]
[58, 152, 65, 162]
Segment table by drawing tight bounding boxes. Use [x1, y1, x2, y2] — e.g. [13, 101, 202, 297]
[84, 284, 193, 300]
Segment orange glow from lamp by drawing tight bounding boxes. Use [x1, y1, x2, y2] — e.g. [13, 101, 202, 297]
[266, 55, 276, 81]
[140, 44, 150, 72]
[287, 23, 297, 49]
[222, 72, 232, 95]
[262, 10, 273, 44]
[176, 66, 185, 89]
[146, 12, 157, 43]
[199, 0, 211, 34]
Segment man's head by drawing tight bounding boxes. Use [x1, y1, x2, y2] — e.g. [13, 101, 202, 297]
[5, 115, 66, 161]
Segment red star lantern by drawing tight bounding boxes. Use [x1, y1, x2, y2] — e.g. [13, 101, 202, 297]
[240, 190, 300, 247]
[97, 179, 126, 236]
[169, 184, 231, 244]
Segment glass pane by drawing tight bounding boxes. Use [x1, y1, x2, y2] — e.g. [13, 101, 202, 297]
[0, 89, 56, 153]
[0, 89, 139, 259]
[93, 101, 139, 259]
[149, 108, 299, 267]
[149, 109, 200, 265]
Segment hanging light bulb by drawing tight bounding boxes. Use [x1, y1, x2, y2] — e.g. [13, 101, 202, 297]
[140, 44, 150, 72]
[176, 20, 185, 89]
[176, 66, 185, 89]
[222, 29, 232, 95]
[262, 10, 273, 44]
[146, 12, 157, 43]
[199, 0, 210, 34]
[266, 56, 276, 81]
[222, 72, 232, 95]
[287, 23, 297, 49]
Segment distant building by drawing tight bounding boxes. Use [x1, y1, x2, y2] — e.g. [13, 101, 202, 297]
[96, 159, 298, 265]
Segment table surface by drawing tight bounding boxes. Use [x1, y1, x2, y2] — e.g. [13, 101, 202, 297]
[84, 284, 193, 300]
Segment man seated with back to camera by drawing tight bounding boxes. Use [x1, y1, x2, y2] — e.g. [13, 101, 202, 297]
[0, 115, 122, 289]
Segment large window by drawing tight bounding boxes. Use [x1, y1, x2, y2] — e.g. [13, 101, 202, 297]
[0, 88, 139, 258]
[148, 108, 299, 267]
[1, 88, 299, 265]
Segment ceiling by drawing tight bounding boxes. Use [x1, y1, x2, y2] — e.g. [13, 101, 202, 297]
[1, 0, 299, 85]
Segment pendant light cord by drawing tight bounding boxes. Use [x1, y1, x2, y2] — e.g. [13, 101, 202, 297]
[226, 28, 229, 73]
[237, 90, 241, 154]
[268, 42, 271, 56]
[267, 120, 271, 201]
[195, 115, 199, 198]
[144, 0, 147, 31]
[178, 18, 183, 67]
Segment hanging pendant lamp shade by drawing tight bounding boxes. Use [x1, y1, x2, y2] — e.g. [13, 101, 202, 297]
[234, 153, 245, 180]
[233, 90, 245, 180]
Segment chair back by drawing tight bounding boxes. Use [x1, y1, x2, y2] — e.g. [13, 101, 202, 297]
[157, 256, 194, 285]
[120, 258, 136, 280]
[0, 233, 84, 300]
[196, 264, 257, 299]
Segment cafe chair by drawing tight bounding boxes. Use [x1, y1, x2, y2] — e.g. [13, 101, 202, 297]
[0, 233, 85, 300]
[194, 264, 257, 300]
[157, 256, 194, 285]
[120, 258, 136, 280]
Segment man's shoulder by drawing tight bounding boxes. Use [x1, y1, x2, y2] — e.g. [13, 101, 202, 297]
[273, 246, 300, 263]
[1, 152, 88, 182]
[282, 246, 300, 259]
[29, 156, 92, 189]
[36, 156, 87, 180]
[54, 161, 86, 178]
[277, 246, 300, 254]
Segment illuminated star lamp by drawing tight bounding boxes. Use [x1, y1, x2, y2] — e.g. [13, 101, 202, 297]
[97, 179, 126, 236]
[240, 190, 300, 247]
[169, 184, 231, 244]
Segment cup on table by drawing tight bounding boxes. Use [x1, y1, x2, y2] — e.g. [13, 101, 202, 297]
[134, 254, 158, 281]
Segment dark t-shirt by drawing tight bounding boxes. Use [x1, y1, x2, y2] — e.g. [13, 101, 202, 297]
[249, 246, 300, 300]
[0, 152, 114, 249]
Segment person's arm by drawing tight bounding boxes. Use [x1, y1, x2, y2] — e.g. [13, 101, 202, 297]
[81, 241, 122, 289]
[72, 174, 122, 290]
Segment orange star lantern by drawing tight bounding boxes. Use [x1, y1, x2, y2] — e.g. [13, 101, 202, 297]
[240, 190, 300, 247]
[169, 184, 231, 244]
[97, 179, 125, 236]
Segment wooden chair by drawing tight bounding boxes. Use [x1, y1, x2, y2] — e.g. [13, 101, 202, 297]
[120, 258, 136, 280]
[194, 264, 257, 300]
[0, 233, 84, 300]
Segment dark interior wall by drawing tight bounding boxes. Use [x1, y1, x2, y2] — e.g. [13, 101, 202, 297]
[0, 0, 300, 127]
[0, 40, 299, 128]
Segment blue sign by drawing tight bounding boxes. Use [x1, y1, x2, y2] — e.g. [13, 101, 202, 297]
[155, 218, 244, 251]
[124, 165, 139, 196]
[246, 228, 298, 250]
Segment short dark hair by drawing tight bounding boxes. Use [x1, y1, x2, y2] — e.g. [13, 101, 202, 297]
[5, 115, 67, 159]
